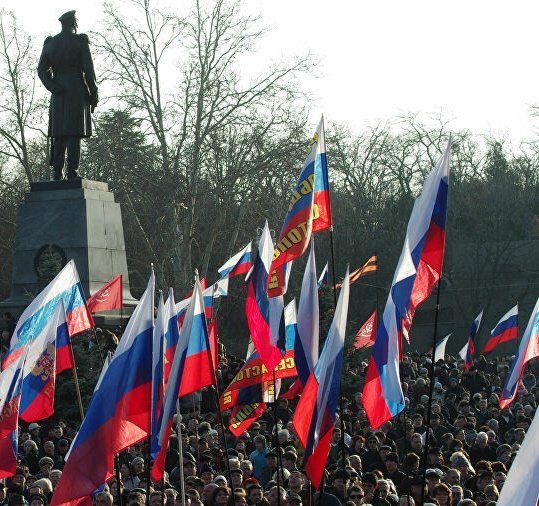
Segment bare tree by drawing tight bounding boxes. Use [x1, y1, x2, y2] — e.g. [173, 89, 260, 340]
[0, 10, 46, 184]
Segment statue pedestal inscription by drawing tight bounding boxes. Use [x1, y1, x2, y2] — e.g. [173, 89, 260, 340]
[0, 179, 137, 323]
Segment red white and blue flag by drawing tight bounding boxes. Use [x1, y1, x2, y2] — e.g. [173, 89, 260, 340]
[151, 292, 166, 458]
[19, 302, 72, 422]
[246, 221, 285, 370]
[499, 297, 539, 409]
[295, 239, 319, 386]
[268, 117, 331, 298]
[293, 268, 349, 490]
[178, 277, 215, 398]
[4, 260, 93, 369]
[459, 310, 483, 369]
[317, 262, 329, 288]
[0, 352, 26, 477]
[51, 271, 155, 506]
[218, 243, 252, 279]
[151, 275, 209, 481]
[483, 305, 518, 354]
[363, 140, 451, 429]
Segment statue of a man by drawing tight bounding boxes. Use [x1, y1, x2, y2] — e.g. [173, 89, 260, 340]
[37, 10, 98, 181]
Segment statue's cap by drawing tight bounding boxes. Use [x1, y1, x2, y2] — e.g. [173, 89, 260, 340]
[58, 10, 76, 23]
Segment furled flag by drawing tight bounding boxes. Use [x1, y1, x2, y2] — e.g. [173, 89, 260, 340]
[86, 275, 123, 314]
[20, 302, 72, 422]
[151, 292, 166, 460]
[246, 221, 285, 371]
[499, 297, 539, 410]
[293, 268, 349, 490]
[317, 262, 329, 288]
[459, 311, 483, 370]
[281, 300, 303, 400]
[4, 260, 94, 369]
[483, 305, 518, 354]
[362, 140, 451, 429]
[336, 255, 377, 288]
[218, 243, 252, 279]
[354, 310, 377, 349]
[434, 333, 452, 362]
[51, 270, 155, 506]
[0, 352, 26, 478]
[496, 397, 539, 506]
[295, 239, 319, 386]
[151, 274, 209, 482]
[178, 277, 215, 398]
[268, 117, 330, 298]
[164, 290, 181, 385]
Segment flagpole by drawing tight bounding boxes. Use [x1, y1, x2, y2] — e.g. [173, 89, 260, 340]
[146, 265, 155, 506]
[196, 271, 233, 487]
[176, 400, 186, 506]
[68, 338, 85, 422]
[115, 454, 123, 506]
[420, 280, 443, 505]
[271, 369, 282, 506]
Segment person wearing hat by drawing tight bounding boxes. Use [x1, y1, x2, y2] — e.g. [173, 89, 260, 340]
[36, 457, 53, 479]
[8, 494, 27, 506]
[29, 494, 48, 506]
[259, 450, 278, 487]
[37, 10, 99, 181]
[285, 492, 302, 506]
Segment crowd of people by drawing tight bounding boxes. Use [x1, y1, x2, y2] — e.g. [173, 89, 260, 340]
[1, 314, 535, 506]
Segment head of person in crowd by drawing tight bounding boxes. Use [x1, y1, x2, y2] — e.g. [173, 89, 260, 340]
[432, 482, 452, 506]
[210, 486, 231, 505]
[267, 486, 286, 506]
[95, 491, 114, 506]
[29, 494, 48, 506]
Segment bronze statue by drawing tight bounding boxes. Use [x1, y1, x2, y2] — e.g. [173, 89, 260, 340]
[37, 10, 98, 181]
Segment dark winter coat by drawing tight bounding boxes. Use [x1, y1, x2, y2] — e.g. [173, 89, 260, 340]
[37, 30, 98, 138]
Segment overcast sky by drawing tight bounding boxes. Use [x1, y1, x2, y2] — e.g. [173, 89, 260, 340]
[4, 0, 539, 143]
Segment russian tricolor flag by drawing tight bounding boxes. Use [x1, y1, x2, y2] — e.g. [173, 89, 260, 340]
[293, 268, 349, 490]
[4, 260, 94, 369]
[363, 140, 451, 429]
[483, 305, 518, 354]
[0, 352, 26, 478]
[20, 302, 72, 422]
[51, 271, 155, 506]
[246, 221, 285, 371]
[163, 290, 181, 385]
[268, 117, 329, 298]
[178, 278, 215, 398]
[459, 310, 483, 369]
[151, 275, 208, 482]
[295, 239, 319, 386]
[499, 297, 539, 410]
[151, 292, 166, 458]
[218, 243, 252, 279]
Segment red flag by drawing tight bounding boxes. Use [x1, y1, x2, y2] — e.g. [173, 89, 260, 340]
[228, 403, 267, 437]
[208, 319, 218, 370]
[354, 310, 377, 349]
[86, 276, 123, 313]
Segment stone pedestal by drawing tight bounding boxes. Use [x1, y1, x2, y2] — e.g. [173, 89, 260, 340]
[0, 179, 137, 325]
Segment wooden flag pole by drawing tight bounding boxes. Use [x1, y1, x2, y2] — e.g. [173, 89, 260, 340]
[68, 337, 85, 422]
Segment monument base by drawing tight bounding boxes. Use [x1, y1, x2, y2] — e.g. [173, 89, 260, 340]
[0, 178, 137, 326]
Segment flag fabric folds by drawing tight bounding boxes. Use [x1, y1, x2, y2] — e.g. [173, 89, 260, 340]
[86, 275, 123, 313]
[336, 255, 377, 288]
[353, 310, 377, 349]
[268, 117, 329, 297]
[51, 271, 155, 506]
[459, 311, 483, 369]
[293, 268, 350, 490]
[151, 275, 209, 482]
[499, 297, 539, 410]
[434, 333, 452, 362]
[218, 243, 252, 279]
[496, 402, 539, 506]
[0, 353, 26, 478]
[482, 305, 518, 354]
[20, 302, 71, 422]
[362, 141, 451, 429]
[295, 239, 319, 386]
[151, 292, 166, 461]
[4, 260, 94, 369]
[246, 221, 285, 371]
[177, 280, 215, 398]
